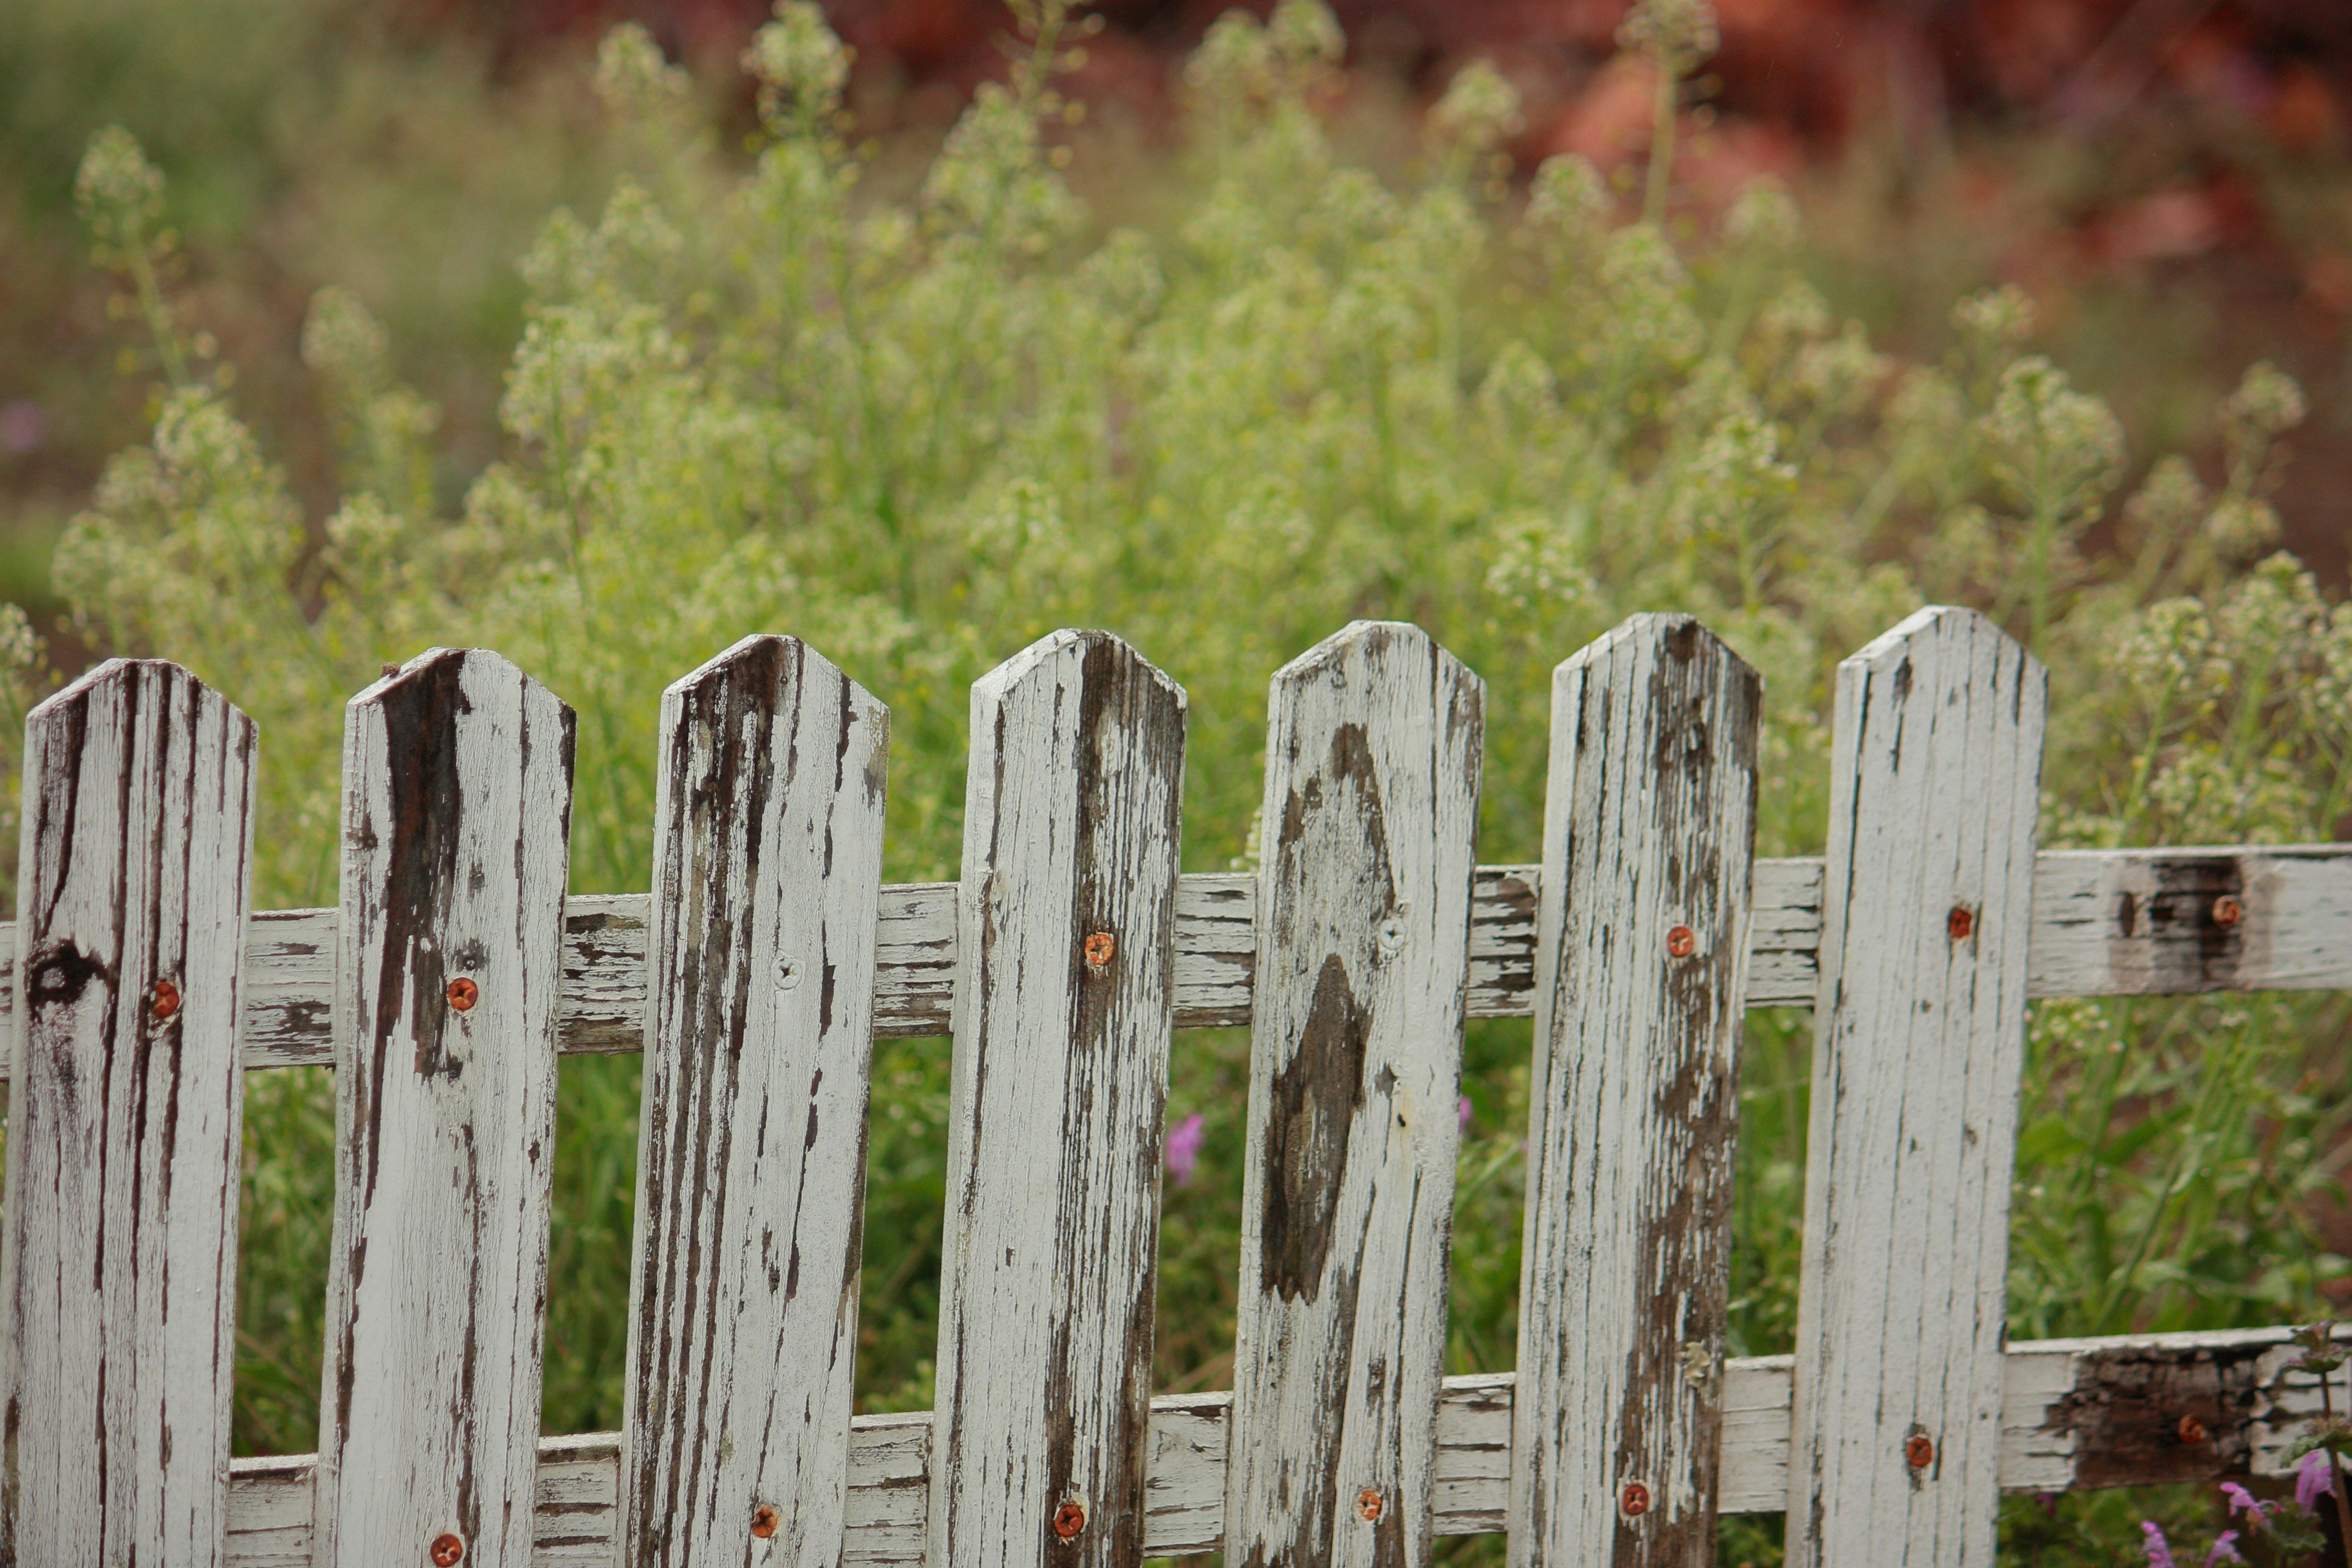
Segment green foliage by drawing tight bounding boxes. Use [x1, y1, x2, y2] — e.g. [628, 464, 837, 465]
[34, 7, 2352, 1560]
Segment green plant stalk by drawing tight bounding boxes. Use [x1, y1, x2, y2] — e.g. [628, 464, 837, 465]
[1644, 59, 1677, 227]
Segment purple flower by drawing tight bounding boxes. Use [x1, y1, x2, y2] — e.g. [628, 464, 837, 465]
[2204, 1531, 2241, 1565]
[1458, 1096, 1473, 1131]
[2141, 1521, 2176, 1568]
[1165, 1114, 1206, 1187]
[2219, 1482, 2258, 1517]
[2297, 1449, 2336, 1512]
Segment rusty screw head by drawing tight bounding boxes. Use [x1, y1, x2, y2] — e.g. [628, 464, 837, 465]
[1052, 1501, 1087, 1541]
[2213, 896, 2244, 928]
[445, 977, 478, 1011]
[429, 1534, 465, 1566]
[1357, 1489, 1384, 1522]
[1948, 906, 1975, 943]
[150, 979, 181, 1021]
[1905, 1434, 1936, 1469]
[752, 1504, 781, 1540]
[1619, 1482, 1650, 1517]
[2178, 1414, 2209, 1445]
[1665, 925, 1696, 959]
[1083, 932, 1115, 968]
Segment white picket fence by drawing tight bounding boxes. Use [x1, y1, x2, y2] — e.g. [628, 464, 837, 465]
[1, 608, 2346, 1568]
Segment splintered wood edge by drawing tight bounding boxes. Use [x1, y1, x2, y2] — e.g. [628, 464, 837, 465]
[214, 1326, 2350, 1564]
[0, 845, 2340, 1080]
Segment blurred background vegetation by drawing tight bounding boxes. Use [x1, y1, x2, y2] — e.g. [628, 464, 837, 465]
[7, 0, 2352, 1563]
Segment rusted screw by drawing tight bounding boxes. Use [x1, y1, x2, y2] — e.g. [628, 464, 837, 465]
[445, 977, 478, 1011]
[1665, 925, 1695, 959]
[429, 1534, 465, 1566]
[381, 663, 402, 679]
[1905, 1434, 1935, 1469]
[1619, 1482, 1650, 1517]
[1052, 1501, 1087, 1540]
[149, 979, 181, 1021]
[1356, 1489, 1384, 1522]
[1947, 906, 1975, 943]
[1083, 932, 1115, 968]
[752, 1504, 781, 1539]
[2213, 896, 2244, 928]
[2178, 1414, 2208, 1445]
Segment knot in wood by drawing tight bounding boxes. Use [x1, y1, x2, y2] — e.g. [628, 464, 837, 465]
[1905, 1434, 1936, 1469]
[445, 976, 478, 1011]
[1356, 1489, 1384, 1522]
[1665, 925, 1695, 959]
[1619, 1482, 1650, 1517]
[2212, 895, 2244, 928]
[2177, 1414, 2208, 1445]
[428, 1534, 465, 1566]
[752, 1504, 781, 1539]
[149, 978, 180, 1021]
[1082, 932, 1115, 968]
[1053, 1501, 1087, 1540]
[1947, 905, 1975, 943]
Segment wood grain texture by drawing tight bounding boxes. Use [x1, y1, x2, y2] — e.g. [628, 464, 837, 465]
[1224, 620, 1484, 1568]
[929, 630, 1186, 1568]
[1786, 607, 2046, 1568]
[1511, 615, 1761, 1568]
[312, 648, 576, 1568]
[0, 659, 258, 1568]
[620, 635, 890, 1568]
[7, 841, 2337, 1076]
[210, 1325, 2352, 1565]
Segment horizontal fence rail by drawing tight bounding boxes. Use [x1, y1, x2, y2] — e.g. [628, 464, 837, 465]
[213, 1326, 2352, 1567]
[3, 612, 2345, 1568]
[0, 846, 2340, 1079]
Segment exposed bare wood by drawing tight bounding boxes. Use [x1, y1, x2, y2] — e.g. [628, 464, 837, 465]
[1512, 616, 1761, 1568]
[311, 649, 576, 1568]
[0, 660, 258, 1567]
[620, 636, 891, 1568]
[1788, 607, 2048, 1568]
[1224, 622, 1484, 1568]
[929, 630, 1186, 1568]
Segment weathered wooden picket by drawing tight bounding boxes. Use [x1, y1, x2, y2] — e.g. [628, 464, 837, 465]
[1, 609, 2346, 1568]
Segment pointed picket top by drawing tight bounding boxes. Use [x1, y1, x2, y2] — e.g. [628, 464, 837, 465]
[1788, 606, 2046, 1568]
[1509, 613, 1762, 1568]
[1226, 619, 1485, 1568]
[0, 658, 258, 1568]
[932, 628, 1186, 1568]
[622, 634, 890, 1568]
[314, 646, 577, 1568]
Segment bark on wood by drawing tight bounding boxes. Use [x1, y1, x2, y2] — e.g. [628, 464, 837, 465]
[1786, 607, 2046, 1568]
[1510, 615, 1761, 1568]
[929, 630, 1185, 1568]
[0, 659, 258, 1568]
[620, 635, 890, 1568]
[311, 649, 575, 1568]
[1224, 620, 1483, 1568]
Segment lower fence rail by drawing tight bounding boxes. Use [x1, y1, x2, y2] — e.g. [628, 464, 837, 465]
[218, 1325, 2344, 1567]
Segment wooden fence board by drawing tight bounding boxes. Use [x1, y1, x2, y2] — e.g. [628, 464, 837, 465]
[211, 1326, 2352, 1565]
[620, 636, 890, 1568]
[4, 843, 2338, 1074]
[1223, 622, 1484, 1568]
[1511, 615, 1761, 1568]
[928, 630, 1186, 1568]
[311, 649, 576, 1568]
[0, 660, 258, 1567]
[1787, 607, 2046, 1568]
